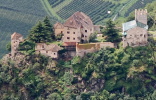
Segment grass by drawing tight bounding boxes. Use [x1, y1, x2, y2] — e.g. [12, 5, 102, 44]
[41, 0, 63, 21]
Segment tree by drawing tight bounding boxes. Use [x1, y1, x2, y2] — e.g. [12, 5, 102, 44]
[89, 32, 97, 42]
[101, 19, 120, 43]
[43, 16, 55, 40]
[6, 42, 11, 51]
[46, 93, 62, 100]
[28, 21, 46, 43]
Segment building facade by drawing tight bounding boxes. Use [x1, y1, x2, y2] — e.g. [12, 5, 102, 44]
[35, 43, 61, 59]
[54, 22, 64, 36]
[11, 32, 23, 56]
[55, 11, 95, 43]
[122, 9, 148, 47]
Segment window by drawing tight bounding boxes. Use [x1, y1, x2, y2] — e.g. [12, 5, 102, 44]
[67, 31, 70, 34]
[73, 38, 75, 40]
[61, 31, 63, 33]
[73, 32, 75, 34]
[85, 36, 87, 38]
[140, 34, 143, 36]
[82, 34, 84, 37]
[67, 37, 70, 39]
[46, 51, 48, 53]
[42, 45, 44, 48]
[85, 30, 87, 32]
[54, 53, 55, 55]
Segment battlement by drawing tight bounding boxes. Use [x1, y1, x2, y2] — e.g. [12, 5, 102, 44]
[135, 9, 147, 25]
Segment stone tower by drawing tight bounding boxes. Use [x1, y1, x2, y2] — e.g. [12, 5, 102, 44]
[135, 9, 147, 25]
[11, 32, 23, 56]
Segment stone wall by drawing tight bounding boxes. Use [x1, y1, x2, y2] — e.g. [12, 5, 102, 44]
[135, 9, 147, 25]
[76, 42, 114, 57]
[123, 27, 147, 47]
[11, 37, 23, 57]
[63, 27, 81, 42]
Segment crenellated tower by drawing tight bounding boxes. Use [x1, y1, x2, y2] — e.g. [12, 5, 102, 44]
[135, 9, 147, 25]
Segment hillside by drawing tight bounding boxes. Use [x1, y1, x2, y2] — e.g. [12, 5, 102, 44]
[1, 45, 156, 99]
[0, 0, 155, 58]
[0, 0, 59, 58]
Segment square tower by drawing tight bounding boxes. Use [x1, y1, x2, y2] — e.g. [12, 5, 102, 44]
[135, 9, 147, 25]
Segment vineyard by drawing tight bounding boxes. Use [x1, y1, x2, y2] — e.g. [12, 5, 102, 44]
[52, 0, 122, 24]
[124, 0, 154, 16]
[0, 0, 58, 58]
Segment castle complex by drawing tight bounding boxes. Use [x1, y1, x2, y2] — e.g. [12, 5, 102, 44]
[122, 9, 148, 47]
[10, 9, 149, 59]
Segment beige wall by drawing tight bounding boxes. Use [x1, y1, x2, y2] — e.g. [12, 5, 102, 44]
[81, 26, 94, 42]
[11, 37, 23, 56]
[36, 50, 58, 58]
[123, 27, 147, 47]
[63, 27, 81, 42]
[76, 42, 114, 57]
[54, 28, 64, 36]
[135, 9, 147, 25]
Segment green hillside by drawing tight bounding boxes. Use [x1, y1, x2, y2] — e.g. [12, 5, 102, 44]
[0, 0, 58, 58]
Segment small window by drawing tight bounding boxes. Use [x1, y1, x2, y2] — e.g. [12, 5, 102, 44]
[140, 34, 143, 36]
[61, 31, 63, 33]
[42, 45, 44, 48]
[46, 51, 48, 53]
[85, 30, 87, 32]
[82, 34, 84, 37]
[73, 38, 75, 40]
[67, 37, 70, 39]
[67, 31, 70, 34]
[85, 36, 87, 37]
[54, 53, 55, 55]
[73, 32, 75, 34]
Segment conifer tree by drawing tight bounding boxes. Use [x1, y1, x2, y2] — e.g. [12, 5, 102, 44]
[43, 16, 55, 40]
[101, 19, 120, 43]
[28, 21, 45, 43]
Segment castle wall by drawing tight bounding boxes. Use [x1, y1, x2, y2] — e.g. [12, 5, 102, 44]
[76, 42, 114, 57]
[81, 26, 94, 42]
[123, 27, 147, 47]
[135, 9, 147, 25]
[36, 50, 58, 58]
[11, 37, 23, 56]
[63, 27, 81, 42]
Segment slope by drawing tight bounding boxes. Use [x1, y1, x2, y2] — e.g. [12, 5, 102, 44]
[0, 0, 58, 58]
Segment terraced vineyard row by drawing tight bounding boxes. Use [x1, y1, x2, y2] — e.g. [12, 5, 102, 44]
[48, 0, 65, 8]
[56, 0, 120, 24]
[0, 0, 58, 58]
[125, 0, 154, 16]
